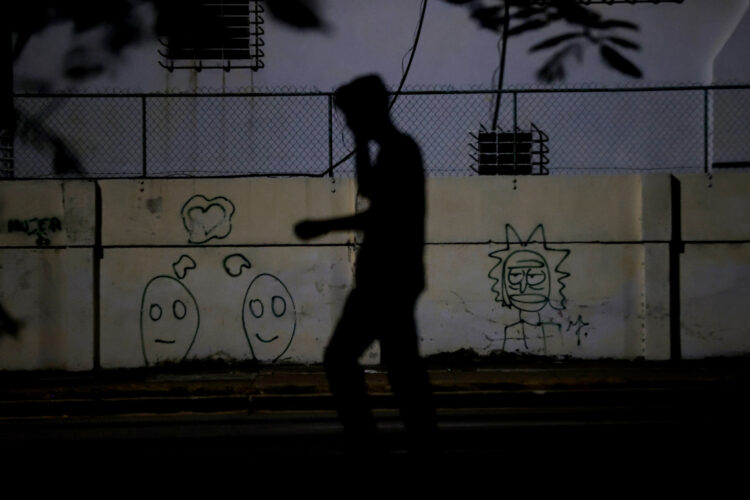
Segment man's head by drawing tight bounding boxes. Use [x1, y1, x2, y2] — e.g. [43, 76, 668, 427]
[335, 74, 391, 139]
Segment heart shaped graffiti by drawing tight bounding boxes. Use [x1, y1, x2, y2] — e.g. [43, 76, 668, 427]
[181, 195, 235, 244]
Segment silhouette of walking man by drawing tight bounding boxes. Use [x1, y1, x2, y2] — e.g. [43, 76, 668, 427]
[295, 74, 436, 455]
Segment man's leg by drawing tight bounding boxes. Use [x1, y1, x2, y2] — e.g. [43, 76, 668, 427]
[380, 297, 437, 454]
[324, 289, 379, 450]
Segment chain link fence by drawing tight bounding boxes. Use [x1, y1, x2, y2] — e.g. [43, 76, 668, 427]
[0, 129, 11, 177]
[6, 86, 750, 179]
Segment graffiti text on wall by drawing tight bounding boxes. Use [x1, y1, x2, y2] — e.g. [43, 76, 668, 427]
[488, 224, 581, 354]
[7, 217, 63, 246]
[567, 315, 590, 346]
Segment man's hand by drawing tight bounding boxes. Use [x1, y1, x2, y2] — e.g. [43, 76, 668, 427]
[294, 219, 328, 240]
[354, 136, 369, 151]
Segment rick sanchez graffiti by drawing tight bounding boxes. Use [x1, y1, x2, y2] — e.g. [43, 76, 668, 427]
[488, 224, 571, 354]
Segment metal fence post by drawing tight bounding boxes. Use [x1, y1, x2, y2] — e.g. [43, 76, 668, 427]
[328, 94, 333, 178]
[513, 91, 518, 169]
[142, 95, 147, 178]
[704, 88, 709, 174]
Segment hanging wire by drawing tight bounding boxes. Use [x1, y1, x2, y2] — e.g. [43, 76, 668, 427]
[324, 0, 429, 175]
[392, 0, 428, 110]
[492, 2, 511, 131]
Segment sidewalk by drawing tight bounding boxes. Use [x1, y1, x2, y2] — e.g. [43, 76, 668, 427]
[1, 356, 748, 418]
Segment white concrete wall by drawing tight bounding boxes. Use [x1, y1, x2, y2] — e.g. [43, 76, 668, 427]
[680, 173, 750, 358]
[0, 181, 95, 370]
[2, 173, 750, 370]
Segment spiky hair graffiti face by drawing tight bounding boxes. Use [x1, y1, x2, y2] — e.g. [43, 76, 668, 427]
[488, 225, 570, 312]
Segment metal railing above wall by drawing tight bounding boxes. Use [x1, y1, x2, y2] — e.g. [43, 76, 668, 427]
[5, 85, 750, 179]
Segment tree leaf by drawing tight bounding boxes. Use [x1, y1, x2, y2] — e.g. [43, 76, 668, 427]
[555, 2, 601, 27]
[471, 6, 502, 18]
[470, 6, 505, 31]
[529, 32, 583, 52]
[51, 137, 84, 175]
[537, 51, 566, 83]
[600, 44, 642, 78]
[265, 0, 323, 29]
[507, 18, 549, 36]
[512, 6, 544, 20]
[605, 36, 640, 51]
[535, 43, 582, 83]
[597, 19, 639, 31]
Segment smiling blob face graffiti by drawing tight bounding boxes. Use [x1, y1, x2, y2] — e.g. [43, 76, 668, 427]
[242, 273, 296, 362]
[140, 275, 200, 365]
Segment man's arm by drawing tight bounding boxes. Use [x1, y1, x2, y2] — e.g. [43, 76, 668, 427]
[294, 211, 370, 240]
[354, 138, 373, 198]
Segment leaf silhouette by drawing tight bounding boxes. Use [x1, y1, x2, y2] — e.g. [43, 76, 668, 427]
[530, 32, 583, 52]
[537, 57, 566, 83]
[605, 36, 640, 50]
[512, 6, 544, 20]
[265, 0, 323, 29]
[597, 19, 639, 31]
[52, 137, 84, 175]
[470, 6, 505, 31]
[536, 43, 583, 83]
[508, 18, 549, 36]
[600, 44, 642, 78]
[556, 2, 601, 27]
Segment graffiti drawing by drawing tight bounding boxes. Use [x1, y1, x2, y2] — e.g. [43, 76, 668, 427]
[138, 251, 296, 365]
[223, 253, 252, 277]
[7, 216, 62, 246]
[567, 315, 590, 346]
[181, 194, 235, 244]
[172, 255, 197, 279]
[488, 224, 570, 354]
[241, 273, 297, 362]
[140, 256, 200, 365]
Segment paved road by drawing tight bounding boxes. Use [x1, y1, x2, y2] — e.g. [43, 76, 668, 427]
[1, 360, 747, 474]
[2, 394, 745, 471]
